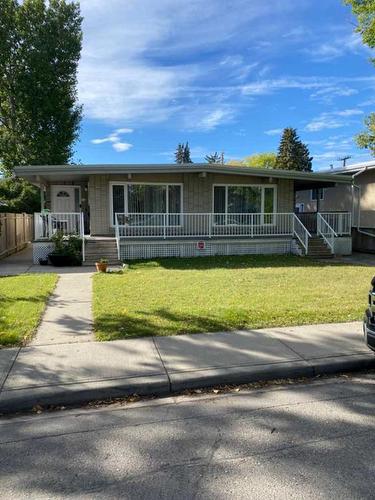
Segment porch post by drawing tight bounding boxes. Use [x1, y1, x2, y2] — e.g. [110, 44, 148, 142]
[40, 185, 45, 211]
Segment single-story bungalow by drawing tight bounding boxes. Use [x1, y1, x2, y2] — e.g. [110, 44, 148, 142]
[14, 163, 353, 263]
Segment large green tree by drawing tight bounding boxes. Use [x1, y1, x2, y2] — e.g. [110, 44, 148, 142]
[0, 0, 82, 175]
[345, 0, 375, 154]
[228, 152, 277, 168]
[275, 128, 313, 172]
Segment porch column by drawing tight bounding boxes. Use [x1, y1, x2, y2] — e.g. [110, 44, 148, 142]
[40, 185, 46, 211]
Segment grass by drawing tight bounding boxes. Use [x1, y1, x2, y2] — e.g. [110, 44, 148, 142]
[0, 274, 58, 347]
[93, 255, 372, 341]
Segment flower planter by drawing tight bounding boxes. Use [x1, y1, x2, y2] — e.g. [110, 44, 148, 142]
[48, 254, 77, 267]
[95, 262, 108, 273]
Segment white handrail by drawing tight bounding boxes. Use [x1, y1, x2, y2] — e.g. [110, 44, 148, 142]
[319, 212, 351, 235]
[317, 213, 336, 253]
[115, 213, 120, 259]
[80, 212, 85, 262]
[115, 212, 295, 239]
[34, 212, 82, 240]
[292, 214, 311, 254]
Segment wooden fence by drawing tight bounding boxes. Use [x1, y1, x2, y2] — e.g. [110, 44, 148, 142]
[0, 213, 34, 260]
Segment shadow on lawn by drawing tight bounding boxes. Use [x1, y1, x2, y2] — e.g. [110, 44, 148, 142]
[94, 307, 245, 340]
[127, 254, 350, 271]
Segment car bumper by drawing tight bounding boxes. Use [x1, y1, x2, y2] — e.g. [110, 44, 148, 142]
[363, 309, 375, 352]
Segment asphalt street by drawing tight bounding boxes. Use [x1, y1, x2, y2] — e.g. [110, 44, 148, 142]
[0, 372, 374, 499]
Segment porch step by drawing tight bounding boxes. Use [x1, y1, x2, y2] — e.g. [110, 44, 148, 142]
[306, 236, 333, 259]
[83, 238, 122, 266]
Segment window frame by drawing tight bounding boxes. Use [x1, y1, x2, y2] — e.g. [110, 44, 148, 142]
[311, 188, 324, 201]
[212, 183, 277, 225]
[109, 181, 184, 227]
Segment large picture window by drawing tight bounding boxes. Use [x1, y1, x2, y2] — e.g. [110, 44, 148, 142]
[111, 183, 182, 225]
[213, 184, 276, 224]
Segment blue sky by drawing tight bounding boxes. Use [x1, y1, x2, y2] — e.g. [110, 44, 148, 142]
[75, 0, 375, 170]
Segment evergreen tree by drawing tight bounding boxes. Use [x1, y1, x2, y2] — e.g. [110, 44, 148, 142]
[205, 152, 221, 164]
[175, 142, 193, 163]
[175, 143, 185, 164]
[183, 142, 193, 163]
[275, 128, 313, 172]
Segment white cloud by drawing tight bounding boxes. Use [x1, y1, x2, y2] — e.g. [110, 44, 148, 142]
[264, 128, 283, 136]
[305, 33, 370, 62]
[78, 0, 297, 128]
[305, 109, 364, 132]
[112, 142, 133, 152]
[310, 86, 358, 103]
[91, 128, 134, 152]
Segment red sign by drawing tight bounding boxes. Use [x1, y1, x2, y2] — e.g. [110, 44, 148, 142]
[197, 241, 206, 250]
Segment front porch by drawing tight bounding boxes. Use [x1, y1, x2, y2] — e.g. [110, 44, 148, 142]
[31, 210, 352, 262]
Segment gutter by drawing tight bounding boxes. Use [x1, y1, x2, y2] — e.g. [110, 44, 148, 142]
[352, 167, 375, 238]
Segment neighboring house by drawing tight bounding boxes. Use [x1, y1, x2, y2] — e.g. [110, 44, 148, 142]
[296, 160, 375, 252]
[14, 163, 352, 263]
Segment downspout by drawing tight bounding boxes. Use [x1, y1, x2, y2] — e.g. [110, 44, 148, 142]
[352, 166, 375, 238]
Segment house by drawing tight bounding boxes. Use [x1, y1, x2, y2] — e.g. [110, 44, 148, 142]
[14, 163, 353, 263]
[295, 160, 375, 252]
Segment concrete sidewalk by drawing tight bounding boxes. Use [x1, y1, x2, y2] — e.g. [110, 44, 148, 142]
[0, 321, 374, 413]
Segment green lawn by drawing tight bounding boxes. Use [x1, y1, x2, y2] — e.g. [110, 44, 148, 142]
[0, 274, 58, 347]
[93, 255, 372, 341]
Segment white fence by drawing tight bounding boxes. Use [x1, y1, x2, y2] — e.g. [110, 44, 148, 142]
[34, 212, 83, 240]
[317, 213, 336, 253]
[0, 213, 34, 259]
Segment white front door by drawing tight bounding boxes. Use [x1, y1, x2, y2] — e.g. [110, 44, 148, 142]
[51, 186, 78, 212]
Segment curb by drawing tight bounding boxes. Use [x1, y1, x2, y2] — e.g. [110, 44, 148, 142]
[0, 353, 374, 414]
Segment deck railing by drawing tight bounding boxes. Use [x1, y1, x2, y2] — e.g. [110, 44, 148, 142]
[115, 212, 296, 240]
[319, 212, 351, 236]
[34, 212, 83, 240]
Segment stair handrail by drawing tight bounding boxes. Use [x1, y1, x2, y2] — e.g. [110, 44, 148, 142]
[317, 213, 336, 253]
[293, 214, 311, 254]
[115, 213, 120, 260]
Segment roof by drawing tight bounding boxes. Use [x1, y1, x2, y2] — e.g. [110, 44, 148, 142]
[321, 159, 375, 175]
[13, 163, 353, 188]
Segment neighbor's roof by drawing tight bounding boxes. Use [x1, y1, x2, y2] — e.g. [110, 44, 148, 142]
[13, 163, 353, 190]
[321, 159, 375, 175]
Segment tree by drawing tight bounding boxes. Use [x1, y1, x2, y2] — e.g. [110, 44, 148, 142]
[205, 152, 223, 164]
[0, 0, 83, 175]
[175, 142, 193, 163]
[345, 1, 375, 154]
[275, 128, 313, 172]
[228, 152, 277, 168]
[175, 143, 185, 164]
[0, 177, 40, 213]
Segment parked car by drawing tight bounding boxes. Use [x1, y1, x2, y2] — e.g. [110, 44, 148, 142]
[363, 276, 375, 352]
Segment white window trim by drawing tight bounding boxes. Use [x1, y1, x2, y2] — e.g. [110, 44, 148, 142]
[212, 183, 278, 226]
[51, 185, 81, 213]
[212, 183, 277, 213]
[109, 181, 184, 227]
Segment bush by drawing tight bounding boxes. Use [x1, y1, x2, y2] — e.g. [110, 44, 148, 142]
[49, 231, 82, 265]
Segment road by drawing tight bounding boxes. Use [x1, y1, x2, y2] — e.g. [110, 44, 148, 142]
[0, 372, 374, 499]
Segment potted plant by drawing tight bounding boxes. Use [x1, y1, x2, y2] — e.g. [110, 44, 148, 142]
[48, 231, 83, 266]
[96, 257, 108, 273]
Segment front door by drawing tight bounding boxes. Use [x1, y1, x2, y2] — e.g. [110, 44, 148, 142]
[51, 186, 79, 212]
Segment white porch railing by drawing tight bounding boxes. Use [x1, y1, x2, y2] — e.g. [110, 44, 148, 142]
[292, 214, 311, 253]
[317, 213, 336, 253]
[115, 212, 295, 240]
[34, 212, 85, 261]
[34, 212, 83, 240]
[319, 212, 351, 236]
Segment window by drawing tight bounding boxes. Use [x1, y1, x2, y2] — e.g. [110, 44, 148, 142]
[111, 183, 182, 225]
[213, 184, 276, 224]
[56, 190, 70, 198]
[311, 188, 324, 201]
